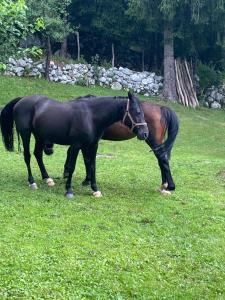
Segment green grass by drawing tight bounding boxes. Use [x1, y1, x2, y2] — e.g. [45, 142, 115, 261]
[0, 76, 225, 299]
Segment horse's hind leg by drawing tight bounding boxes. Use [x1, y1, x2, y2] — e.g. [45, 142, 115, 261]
[20, 130, 37, 189]
[157, 156, 175, 191]
[34, 137, 55, 187]
[146, 135, 175, 193]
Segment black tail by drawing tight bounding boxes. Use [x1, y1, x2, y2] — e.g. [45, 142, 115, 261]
[0, 97, 23, 151]
[160, 106, 179, 159]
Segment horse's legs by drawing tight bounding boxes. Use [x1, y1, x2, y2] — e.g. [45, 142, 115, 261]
[146, 136, 175, 191]
[157, 155, 175, 191]
[82, 143, 102, 197]
[81, 147, 91, 186]
[63, 147, 71, 178]
[20, 130, 37, 189]
[33, 137, 55, 187]
[64, 145, 79, 198]
[64, 146, 92, 186]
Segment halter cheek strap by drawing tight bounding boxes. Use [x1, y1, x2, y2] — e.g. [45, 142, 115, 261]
[122, 99, 147, 131]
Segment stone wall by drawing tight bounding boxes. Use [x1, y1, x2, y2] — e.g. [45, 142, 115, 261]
[5, 57, 225, 108]
[203, 86, 225, 109]
[5, 57, 163, 96]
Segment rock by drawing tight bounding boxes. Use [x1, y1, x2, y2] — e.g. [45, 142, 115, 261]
[203, 101, 209, 108]
[99, 77, 107, 83]
[111, 82, 122, 90]
[130, 73, 143, 82]
[215, 92, 224, 102]
[15, 67, 24, 76]
[17, 58, 27, 67]
[210, 101, 221, 109]
[8, 57, 17, 65]
[36, 64, 44, 71]
[142, 77, 154, 85]
[206, 96, 214, 104]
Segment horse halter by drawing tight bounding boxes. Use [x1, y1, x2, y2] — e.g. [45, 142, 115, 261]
[122, 99, 147, 131]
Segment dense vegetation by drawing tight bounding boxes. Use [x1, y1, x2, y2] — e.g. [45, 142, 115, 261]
[0, 0, 224, 102]
[0, 76, 225, 299]
[0, 0, 224, 71]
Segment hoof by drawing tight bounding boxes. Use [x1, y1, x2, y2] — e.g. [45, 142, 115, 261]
[82, 180, 91, 186]
[46, 178, 55, 187]
[65, 192, 74, 199]
[161, 183, 168, 190]
[29, 182, 38, 190]
[92, 191, 102, 198]
[158, 188, 171, 195]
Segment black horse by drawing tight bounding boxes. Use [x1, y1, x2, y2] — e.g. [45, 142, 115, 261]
[63, 95, 179, 194]
[0, 92, 149, 198]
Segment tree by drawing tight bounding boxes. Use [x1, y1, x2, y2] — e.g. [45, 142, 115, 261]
[127, 0, 225, 101]
[26, 0, 72, 78]
[0, 0, 29, 67]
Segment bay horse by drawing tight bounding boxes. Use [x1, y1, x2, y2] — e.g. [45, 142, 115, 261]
[63, 95, 179, 194]
[0, 92, 149, 198]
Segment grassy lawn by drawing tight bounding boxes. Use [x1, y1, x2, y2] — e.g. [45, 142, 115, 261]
[0, 75, 225, 299]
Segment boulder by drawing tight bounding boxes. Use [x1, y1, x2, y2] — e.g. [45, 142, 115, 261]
[111, 82, 122, 90]
[210, 101, 221, 109]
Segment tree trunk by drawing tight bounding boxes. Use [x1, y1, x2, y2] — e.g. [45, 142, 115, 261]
[45, 36, 51, 80]
[163, 21, 178, 101]
[112, 43, 115, 67]
[75, 31, 80, 61]
[141, 48, 145, 71]
[60, 38, 67, 57]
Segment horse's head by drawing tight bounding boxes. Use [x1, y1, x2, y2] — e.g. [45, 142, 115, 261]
[123, 92, 149, 140]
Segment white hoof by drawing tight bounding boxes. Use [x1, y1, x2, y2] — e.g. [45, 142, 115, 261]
[29, 182, 38, 190]
[159, 188, 171, 195]
[46, 178, 55, 187]
[92, 191, 102, 198]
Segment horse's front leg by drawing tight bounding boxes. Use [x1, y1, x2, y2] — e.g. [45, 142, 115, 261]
[63, 146, 71, 178]
[81, 147, 91, 186]
[64, 145, 79, 199]
[34, 137, 55, 187]
[83, 143, 102, 198]
[64, 146, 92, 186]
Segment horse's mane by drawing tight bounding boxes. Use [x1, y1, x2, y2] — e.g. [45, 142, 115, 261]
[71, 94, 127, 102]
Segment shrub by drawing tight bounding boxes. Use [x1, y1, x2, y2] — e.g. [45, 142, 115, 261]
[196, 62, 223, 94]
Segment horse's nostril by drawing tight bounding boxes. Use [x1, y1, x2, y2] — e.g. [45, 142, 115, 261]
[144, 132, 148, 139]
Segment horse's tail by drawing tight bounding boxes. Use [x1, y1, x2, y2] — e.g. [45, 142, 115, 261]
[0, 97, 23, 151]
[160, 106, 179, 159]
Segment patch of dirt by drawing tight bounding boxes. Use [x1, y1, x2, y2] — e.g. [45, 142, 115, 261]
[216, 170, 225, 180]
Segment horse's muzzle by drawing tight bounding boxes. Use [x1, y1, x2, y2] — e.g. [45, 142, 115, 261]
[136, 127, 149, 140]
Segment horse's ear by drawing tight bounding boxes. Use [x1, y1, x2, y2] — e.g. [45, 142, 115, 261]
[128, 91, 134, 101]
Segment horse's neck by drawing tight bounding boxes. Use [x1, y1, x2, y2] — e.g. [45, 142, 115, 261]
[93, 98, 126, 129]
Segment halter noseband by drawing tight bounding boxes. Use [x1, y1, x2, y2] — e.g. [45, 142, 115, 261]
[122, 98, 147, 131]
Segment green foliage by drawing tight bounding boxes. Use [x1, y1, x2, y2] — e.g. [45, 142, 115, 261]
[1, 76, 225, 298]
[0, 0, 29, 63]
[196, 62, 223, 93]
[21, 46, 43, 59]
[73, 55, 87, 65]
[26, 0, 73, 43]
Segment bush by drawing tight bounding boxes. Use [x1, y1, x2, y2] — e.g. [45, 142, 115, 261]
[196, 62, 223, 94]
